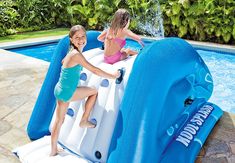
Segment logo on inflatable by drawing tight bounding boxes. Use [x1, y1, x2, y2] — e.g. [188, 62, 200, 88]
[176, 104, 214, 147]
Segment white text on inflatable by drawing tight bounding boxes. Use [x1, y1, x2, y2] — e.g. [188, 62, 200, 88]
[176, 105, 214, 147]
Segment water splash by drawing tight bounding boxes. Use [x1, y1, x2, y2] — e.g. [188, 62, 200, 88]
[134, 1, 164, 38]
[103, 1, 164, 38]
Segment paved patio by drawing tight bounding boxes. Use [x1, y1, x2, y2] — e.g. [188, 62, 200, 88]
[0, 39, 234, 163]
[0, 49, 49, 162]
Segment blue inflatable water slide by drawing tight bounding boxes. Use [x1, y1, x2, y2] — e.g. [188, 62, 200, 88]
[13, 31, 223, 163]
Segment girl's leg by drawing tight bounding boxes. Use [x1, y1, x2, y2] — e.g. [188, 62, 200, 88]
[121, 48, 138, 57]
[50, 100, 69, 156]
[70, 86, 98, 128]
[80, 92, 98, 128]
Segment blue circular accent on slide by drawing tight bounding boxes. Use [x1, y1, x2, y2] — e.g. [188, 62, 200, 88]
[100, 79, 109, 87]
[90, 118, 97, 125]
[95, 151, 102, 159]
[167, 126, 174, 136]
[80, 72, 87, 81]
[67, 108, 74, 117]
[175, 124, 179, 128]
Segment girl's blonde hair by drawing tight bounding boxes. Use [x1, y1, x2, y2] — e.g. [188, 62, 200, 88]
[110, 9, 130, 35]
[69, 25, 86, 52]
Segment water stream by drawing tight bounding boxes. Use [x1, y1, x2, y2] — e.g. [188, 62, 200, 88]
[134, 0, 164, 38]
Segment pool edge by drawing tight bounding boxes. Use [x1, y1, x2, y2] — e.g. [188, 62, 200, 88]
[0, 35, 66, 50]
[0, 35, 234, 55]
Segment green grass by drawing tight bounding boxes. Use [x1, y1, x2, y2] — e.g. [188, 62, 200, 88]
[0, 28, 69, 43]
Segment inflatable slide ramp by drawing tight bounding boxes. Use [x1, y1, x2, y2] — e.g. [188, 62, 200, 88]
[14, 47, 137, 163]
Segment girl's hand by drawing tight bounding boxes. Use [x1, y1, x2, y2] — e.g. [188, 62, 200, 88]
[107, 35, 113, 40]
[115, 70, 121, 79]
[139, 40, 145, 48]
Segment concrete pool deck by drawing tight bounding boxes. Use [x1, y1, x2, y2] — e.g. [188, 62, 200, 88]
[0, 36, 235, 162]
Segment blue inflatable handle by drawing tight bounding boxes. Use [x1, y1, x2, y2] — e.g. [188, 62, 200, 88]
[115, 68, 125, 84]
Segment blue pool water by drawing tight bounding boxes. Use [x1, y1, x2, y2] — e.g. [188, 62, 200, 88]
[10, 42, 58, 62]
[197, 49, 235, 113]
[8, 40, 235, 113]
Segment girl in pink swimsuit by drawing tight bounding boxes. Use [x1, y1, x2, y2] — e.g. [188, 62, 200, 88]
[98, 8, 144, 64]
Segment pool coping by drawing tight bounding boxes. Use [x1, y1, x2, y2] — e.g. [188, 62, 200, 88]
[0, 35, 234, 54]
[0, 35, 65, 49]
[186, 39, 235, 54]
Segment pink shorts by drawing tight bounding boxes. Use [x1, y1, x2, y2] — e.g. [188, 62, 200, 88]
[104, 51, 122, 64]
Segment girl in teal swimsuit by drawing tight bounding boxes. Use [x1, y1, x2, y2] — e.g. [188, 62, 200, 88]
[98, 8, 144, 64]
[51, 25, 120, 156]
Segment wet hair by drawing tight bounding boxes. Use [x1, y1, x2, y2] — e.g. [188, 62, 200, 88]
[69, 25, 86, 51]
[110, 9, 130, 35]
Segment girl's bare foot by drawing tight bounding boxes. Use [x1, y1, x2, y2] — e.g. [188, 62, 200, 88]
[50, 148, 64, 156]
[50, 150, 57, 156]
[79, 120, 96, 128]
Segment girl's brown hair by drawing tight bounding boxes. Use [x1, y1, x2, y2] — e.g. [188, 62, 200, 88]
[110, 9, 130, 35]
[69, 25, 86, 51]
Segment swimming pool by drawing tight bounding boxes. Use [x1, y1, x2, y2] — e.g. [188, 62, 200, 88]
[197, 49, 235, 113]
[9, 42, 58, 62]
[8, 40, 235, 113]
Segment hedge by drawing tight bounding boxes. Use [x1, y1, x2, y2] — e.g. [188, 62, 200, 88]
[0, 0, 234, 44]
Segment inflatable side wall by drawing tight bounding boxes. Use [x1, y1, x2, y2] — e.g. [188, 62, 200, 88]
[159, 99, 223, 162]
[27, 31, 102, 140]
[107, 38, 223, 163]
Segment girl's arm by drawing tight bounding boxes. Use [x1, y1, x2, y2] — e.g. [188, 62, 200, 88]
[74, 52, 119, 79]
[125, 29, 145, 47]
[97, 30, 107, 42]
